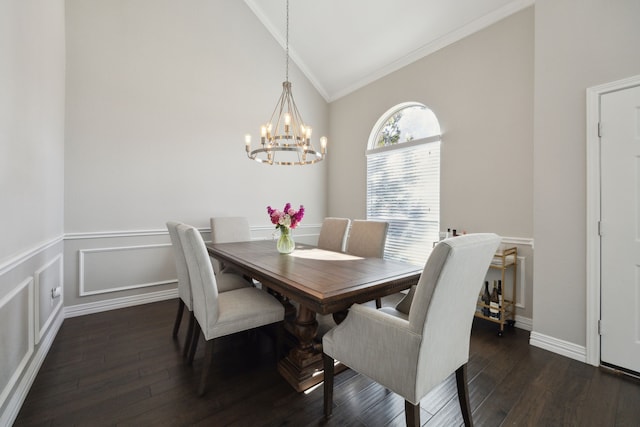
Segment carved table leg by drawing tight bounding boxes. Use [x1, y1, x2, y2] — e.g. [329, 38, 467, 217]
[277, 304, 324, 392]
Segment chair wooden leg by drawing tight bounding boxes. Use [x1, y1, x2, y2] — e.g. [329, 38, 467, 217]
[172, 299, 184, 338]
[275, 321, 283, 361]
[198, 339, 215, 396]
[323, 353, 334, 418]
[455, 363, 474, 427]
[405, 401, 420, 427]
[183, 312, 195, 359]
[187, 326, 200, 366]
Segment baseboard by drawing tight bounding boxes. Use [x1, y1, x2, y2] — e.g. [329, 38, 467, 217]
[0, 308, 63, 427]
[514, 315, 532, 331]
[64, 288, 178, 318]
[529, 331, 586, 363]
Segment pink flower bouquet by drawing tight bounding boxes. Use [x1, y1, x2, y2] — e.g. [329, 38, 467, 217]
[267, 203, 305, 231]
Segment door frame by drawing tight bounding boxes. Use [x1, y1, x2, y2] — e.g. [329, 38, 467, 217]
[586, 74, 640, 366]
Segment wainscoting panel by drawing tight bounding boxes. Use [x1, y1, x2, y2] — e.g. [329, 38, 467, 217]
[79, 243, 176, 296]
[0, 237, 64, 426]
[0, 277, 34, 412]
[34, 255, 63, 344]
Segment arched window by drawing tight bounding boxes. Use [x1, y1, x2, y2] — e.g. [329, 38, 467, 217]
[367, 102, 441, 266]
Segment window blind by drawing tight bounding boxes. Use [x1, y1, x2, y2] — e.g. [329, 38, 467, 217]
[366, 139, 440, 266]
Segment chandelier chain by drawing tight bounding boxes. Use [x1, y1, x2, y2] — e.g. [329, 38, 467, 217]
[285, 0, 289, 83]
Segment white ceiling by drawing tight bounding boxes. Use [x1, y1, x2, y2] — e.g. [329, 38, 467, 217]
[244, 0, 533, 102]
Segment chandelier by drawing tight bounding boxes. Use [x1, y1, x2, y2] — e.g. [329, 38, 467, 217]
[244, 0, 327, 165]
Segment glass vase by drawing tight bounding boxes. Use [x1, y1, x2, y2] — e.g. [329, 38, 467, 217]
[277, 227, 295, 254]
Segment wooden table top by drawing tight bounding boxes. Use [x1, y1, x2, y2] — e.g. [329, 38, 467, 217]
[206, 240, 422, 315]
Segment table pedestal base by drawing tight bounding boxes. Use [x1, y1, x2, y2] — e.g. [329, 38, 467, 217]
[277, 352, 323, 392]
[277, 350, 348, 392]
[277, 304, 347, 392]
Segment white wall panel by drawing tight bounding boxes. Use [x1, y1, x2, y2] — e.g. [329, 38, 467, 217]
[79, 243, 175, 296]
[0, 277, 33, 411]
[34, 255, 63, 344]
[0, 242, 64, 425]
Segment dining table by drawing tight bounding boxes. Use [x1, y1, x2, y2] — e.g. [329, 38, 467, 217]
[206, 239, 422, 392]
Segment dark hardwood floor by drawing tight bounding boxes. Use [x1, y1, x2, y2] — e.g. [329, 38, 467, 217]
[14, 299, 640, 427]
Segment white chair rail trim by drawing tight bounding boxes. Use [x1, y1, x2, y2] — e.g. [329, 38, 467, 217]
[0, 235, 63, 276]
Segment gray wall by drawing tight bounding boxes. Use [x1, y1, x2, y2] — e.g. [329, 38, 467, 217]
[0, 0, 66, 423]
[63, 0, 329, 308]
[328, 7, 535, 322]
[532, 0, 640, 347]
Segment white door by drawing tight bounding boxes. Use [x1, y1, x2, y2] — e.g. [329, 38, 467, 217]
[600, 84, 640, 374]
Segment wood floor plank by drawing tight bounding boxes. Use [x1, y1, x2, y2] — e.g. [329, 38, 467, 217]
[13, 299, 640, 427]
[574, 368, 620, 427]
[471, 345, 547, 426]
[615, 376, 640, 426]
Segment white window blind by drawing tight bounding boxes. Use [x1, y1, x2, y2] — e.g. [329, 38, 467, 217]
[367, 138, 440, 266]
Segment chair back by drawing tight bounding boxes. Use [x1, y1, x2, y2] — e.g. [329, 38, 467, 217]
[167, 221, 192, 310]
[210, 217, 251, 274]
[211, 216, 251, 243]
[346, 220, 388, 258]
[409, 233, 501, 397]
[177, 224, 220, 339]
[317, 217, 350, 252]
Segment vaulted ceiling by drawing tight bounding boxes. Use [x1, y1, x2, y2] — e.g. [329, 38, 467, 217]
[245, 0, 534, 102]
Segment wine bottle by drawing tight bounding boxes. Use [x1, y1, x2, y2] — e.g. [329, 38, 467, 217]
[497, 279, 503, 308]
[482, 281, 491, 316]
[490, 281, 500, 319]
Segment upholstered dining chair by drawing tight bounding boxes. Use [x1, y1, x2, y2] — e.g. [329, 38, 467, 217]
[345, 219, 388, 258]
[177, 223, 285, 396]
[323, 233, 501, 427]
[167, 221, 250, 359]
[317, 217, 350, 252]
[210, 216, 251, 275]
[346, 219, 389, 308]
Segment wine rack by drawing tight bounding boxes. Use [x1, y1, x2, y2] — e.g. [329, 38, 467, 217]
[475, 246, 517, 336]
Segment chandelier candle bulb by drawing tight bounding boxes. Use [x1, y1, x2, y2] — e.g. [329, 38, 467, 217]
[245, 134, 251, 152]
[284, 113, 291, 134]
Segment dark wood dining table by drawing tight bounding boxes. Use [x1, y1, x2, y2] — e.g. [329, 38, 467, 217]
[206, 239, 422, 392]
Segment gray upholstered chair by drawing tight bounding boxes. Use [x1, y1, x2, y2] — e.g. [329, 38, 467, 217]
[177, 224, 284, 396]
[346, 219, 389, 308]
[210, 216, 251, 275]
[323, 233, 501, 427]
[317, 217, 350, 252]
[167, 221, 249, 359]
[345, 219, 388, 258]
